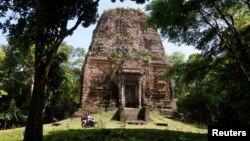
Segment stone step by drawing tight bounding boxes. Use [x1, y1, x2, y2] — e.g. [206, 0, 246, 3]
[127, 120, 146, 125]
[124, 108, 141, 121]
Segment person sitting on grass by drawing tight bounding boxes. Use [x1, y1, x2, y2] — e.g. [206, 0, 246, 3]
[81, 112, 88, 127]
[81, 112, 97, 127]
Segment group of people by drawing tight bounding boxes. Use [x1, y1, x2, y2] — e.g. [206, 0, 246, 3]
[81, 112, 97, 127]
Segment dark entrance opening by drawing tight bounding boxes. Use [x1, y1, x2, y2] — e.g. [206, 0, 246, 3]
[125, 83, 138, 107]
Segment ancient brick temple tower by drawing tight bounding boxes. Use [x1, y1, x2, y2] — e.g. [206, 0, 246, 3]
[80, 8, 173, 121]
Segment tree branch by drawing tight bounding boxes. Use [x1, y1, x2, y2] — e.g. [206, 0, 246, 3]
[214, 4, 250, 68]
[199, 9, 250, 83]
[242, 0, 250, 10]
[213, 4, 250, 83]
[67, 16, 83, 36]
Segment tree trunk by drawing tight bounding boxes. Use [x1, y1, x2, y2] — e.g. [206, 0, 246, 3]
[24, 1, 46, 140]
[23, 70, 46, 141]
[23, 45, 56, 141]
[23, 43, 57, 141]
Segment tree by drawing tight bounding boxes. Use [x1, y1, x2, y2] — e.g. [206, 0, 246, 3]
[147, 0, 250, 125]
[1, 0, 99, 140]
[164, 52, 186, 97]
[174, 53, 250, 125]
[0, 0, 147, 140]
[71, 47, 86, 69]
[166, 52, 185, 66]
[0, 45, 32, 129]
[0, 43, 84, 129]
[146, 0, 250, 85]
[44, 44, 85, 122]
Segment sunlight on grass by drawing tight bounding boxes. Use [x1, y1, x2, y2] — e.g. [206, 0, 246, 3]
[0, 128, 24, 141]
[149, 111, 206, 133]
[0, 109, 207, 141]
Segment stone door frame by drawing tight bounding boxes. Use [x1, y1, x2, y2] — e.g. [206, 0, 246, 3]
[119, 74, 142, 109]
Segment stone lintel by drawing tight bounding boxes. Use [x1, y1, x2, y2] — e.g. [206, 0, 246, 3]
[87, 57, 110, 63]
[121, 69, 142, 74]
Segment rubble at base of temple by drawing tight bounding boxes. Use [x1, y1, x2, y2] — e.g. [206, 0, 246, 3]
[79, 8, 174, 121]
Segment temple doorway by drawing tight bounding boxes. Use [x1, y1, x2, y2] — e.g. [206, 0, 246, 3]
[125, 83, 138, 107]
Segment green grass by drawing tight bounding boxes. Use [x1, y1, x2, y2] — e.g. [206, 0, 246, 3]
[44, 129, 206, 141]
[0, 109, 207, 141]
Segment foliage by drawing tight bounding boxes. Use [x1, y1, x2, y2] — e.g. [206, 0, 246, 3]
[0, 0, 146, 140]
[147, 0, 250, 84]
[0, 50, 5, 62]
[104, 8, 115, 13]
[164, 52, 186, 97]
[111, 50, 123, 62]
[1, 0, 99, 140]
[139, 48, 151, 63]
[167, 52, 185, 65]
[116, 15, 124, 20]
[147, 0, 250, 126]
[0, 43, 85, 129]
[0, 45, 33, 129]
[0, 90, 7, 98]
[45, 44, 85, 123]
[165, 53, 250, 125]
[71, 47, 85, 69]
[0, 99, 27, 130]
[126, 50, 133, 59]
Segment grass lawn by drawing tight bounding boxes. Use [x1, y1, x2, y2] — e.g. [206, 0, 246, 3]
[0, 109, 207, 141]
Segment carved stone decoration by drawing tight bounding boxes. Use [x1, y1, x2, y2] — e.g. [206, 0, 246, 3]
[80, 8, 173, 120]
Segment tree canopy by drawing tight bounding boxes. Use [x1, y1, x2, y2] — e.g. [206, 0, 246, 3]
[1, 0, 148, 140]
[147, 0, 250, 84]
[167, 52, 250, 125]
[150, 0, 250, 125]
[0, 43, 84, 129]
[1, 0, 99, 140]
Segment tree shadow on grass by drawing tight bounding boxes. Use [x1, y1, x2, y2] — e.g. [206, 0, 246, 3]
[44, 128, 207, 141]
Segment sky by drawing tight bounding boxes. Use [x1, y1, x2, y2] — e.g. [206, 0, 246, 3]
[0, 0, 199, 59]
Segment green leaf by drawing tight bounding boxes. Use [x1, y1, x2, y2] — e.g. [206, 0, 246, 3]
[0, 90, 8, 98]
